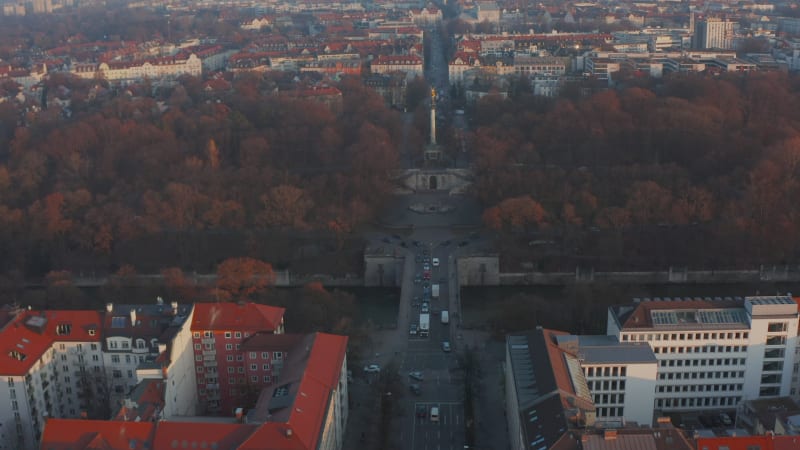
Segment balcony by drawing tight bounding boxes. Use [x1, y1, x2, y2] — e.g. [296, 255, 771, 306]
[203, 360, 218, 367]
[202, 338, 215, 345]
[764, 348, 785, 359]
[206, 383, 219, 390]
[202, 349, 216, 356]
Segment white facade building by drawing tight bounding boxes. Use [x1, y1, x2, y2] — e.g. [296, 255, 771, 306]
[556, 335, 658, 426]
[607, 296, 799, 413]
[0, 309, 103, 449]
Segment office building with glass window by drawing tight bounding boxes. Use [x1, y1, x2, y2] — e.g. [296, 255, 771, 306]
[607, 296, 799, 412]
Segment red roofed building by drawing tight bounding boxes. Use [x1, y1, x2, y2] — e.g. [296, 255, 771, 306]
[40, 332, 349, 450]
[38, 419, 155, 450]
[371, 54, 424, 80]
[190, 303, 285, 415]
[0, 308, 103, 449]
[696, 434, 800, 450]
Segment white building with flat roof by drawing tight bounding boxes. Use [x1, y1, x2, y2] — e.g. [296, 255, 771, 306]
[556, 334, 658, 426]
[607, 296, 799, 413]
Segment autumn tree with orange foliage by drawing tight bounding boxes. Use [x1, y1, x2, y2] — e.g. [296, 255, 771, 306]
[215, 257, 275, 301]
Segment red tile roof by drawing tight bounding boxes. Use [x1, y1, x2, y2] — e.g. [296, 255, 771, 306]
[191, 303, 284, 332]
[696, 434, 800, 450]
[40, 419, 156, 450]
[239, 333, 347, 450]
[1, 310, 102, 376]
[153, 422, 259, 449]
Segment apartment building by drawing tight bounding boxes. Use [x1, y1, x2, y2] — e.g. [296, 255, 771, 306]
[555, 334, 657, 426]
[190, 302, 285, 415]
[40, 331, 349, 450]
[694, 17, 736, 50]
[101, 300, 192, 409]
[71, 53, 202, 85]
[607, 296, 800, 413]
[0, 308, 103, 449]
[370, 54, 423, 80]
[504, 328, 692, 450]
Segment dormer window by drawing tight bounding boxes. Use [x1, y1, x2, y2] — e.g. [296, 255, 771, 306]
[88, 329, 96, 336]
[56, 324, 72, 336]
[9, 351, 26, 361]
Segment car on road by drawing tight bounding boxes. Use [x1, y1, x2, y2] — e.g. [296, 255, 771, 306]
[364, 364, 381, 373]
[408, 371, 424, 381]
[442, 341, 451, 352]
[416, 405, 427, 418]
[430, 407, 440, 422]
[409, 324, 418, 335]
[410, 384, 421, 395]
[432, 258, 440, 267]
[421, 302, 430, 313]
[423, 263, 430, 271]
[719, 413, 733, 426]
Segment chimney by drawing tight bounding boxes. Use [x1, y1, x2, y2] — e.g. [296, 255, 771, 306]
[130, 309, 137, 325]
[235, 408, 244, 422]
[171, 301, 178, 315]
[106, 303, 113, 313]
[284, 428, 293, 439]
[604, 430, 617, 441]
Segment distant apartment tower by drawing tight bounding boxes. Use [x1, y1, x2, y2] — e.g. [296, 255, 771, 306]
[607, 296, 800, 412]
[694, 17, 735, 50]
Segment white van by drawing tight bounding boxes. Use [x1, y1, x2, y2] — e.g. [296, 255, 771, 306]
[441, 310, 449, 325]
[430, 406, 439, 422]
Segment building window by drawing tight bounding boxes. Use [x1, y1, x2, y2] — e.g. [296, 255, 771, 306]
[237, 355, 243, 362]
[238, 367, 245, 373]
[197, 367, 204, 373]
[273, 352, 283, 360]
[194, 344, 201, 351]
[263, 364, 270, 371]
[194, 332, 200, 338]
[125, 355, 131, 363]
[263, 376, 271, 383]
[250, 364, 257, 371]
[228, 367, 235, 374]
[111, 355, 120, 363]
[249, 352, 257, 359]
[196, 355, 202, 361]
[235, 332, 242, 338]
[113, 370, 122, 378]
[204, 331, 212, 338]
[225, 332, 232, 338]
[127, 370, 133, 378]
[226, 344, 233, 351]
[227, 355, 234, 362]
[262, 352, 269, 359]
[251, 376, 258, 383]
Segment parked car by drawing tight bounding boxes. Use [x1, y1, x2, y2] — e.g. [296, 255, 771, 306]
[408, 371, 424, 381]
[363, 364, 381, 373]
[421, 302, 430, 313]
[430, 407, 440, 422]
[416, 405, 427, 418]
[432, 258, 440, 267]
[409, 324, 418, 336]
[442, 341, 451, 352]
[423, 263, 431, 271]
